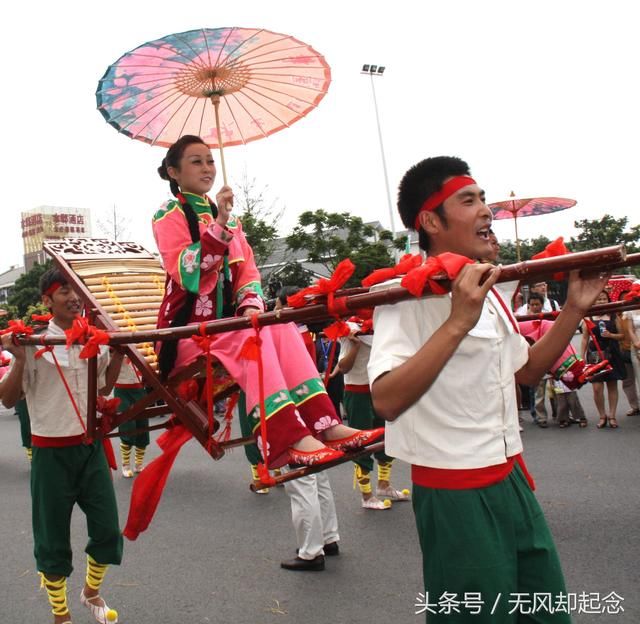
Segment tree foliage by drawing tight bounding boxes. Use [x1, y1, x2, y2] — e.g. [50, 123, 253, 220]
[570, 214, 640, 253]
[7, 261, 51, 318]
[496, 235, 552, 265]
[285, 210, 406, 286]
[234, 171, 282, 269]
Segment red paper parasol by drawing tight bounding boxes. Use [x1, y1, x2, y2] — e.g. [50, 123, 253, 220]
[489, 191, 576, 260]
[96, 27, 331, 183]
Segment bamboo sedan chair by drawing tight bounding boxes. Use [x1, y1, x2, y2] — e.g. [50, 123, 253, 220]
[42, 238, 240, 459]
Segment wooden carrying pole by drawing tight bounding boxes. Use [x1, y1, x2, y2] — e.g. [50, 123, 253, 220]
[18, 245, 639, 349]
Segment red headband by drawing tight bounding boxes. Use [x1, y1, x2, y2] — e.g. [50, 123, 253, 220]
[43, 282, 64, 298]
[414, 175, 477, 230]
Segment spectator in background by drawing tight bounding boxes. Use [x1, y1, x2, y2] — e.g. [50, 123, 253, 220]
[526, 293, 557, 427]
[622, 294, 640, 418]
[618, 292, 640, 416]
[516, 281, 561, 315]
[581, 290, 626, 429]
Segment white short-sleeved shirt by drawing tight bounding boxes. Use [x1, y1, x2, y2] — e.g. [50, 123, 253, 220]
[623, 309, 640, 331]
[21, 320, 109, 438]
[368, 279, 529, 469]
[339, 323, 373, 386]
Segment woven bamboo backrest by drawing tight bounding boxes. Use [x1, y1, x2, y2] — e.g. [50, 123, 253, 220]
[43, 239, 165, 372]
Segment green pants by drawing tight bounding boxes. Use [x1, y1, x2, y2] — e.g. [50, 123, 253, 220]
[343, 391, 392, 472]
[237, 392, 261, 466]
[413, 464, 570, 623]
[115, 387, 150, 448]
[16, 398, 31, 449]
[31, 442, 123, 577]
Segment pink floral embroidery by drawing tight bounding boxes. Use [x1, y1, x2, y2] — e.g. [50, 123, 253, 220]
[257, 435, 271, 458]
[314, 415, 340, 432]
[195, 295, 213, 317]
[182, 249, 198, 274]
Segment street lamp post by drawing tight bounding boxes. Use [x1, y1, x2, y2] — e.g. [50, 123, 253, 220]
[361, 64, 397, 253]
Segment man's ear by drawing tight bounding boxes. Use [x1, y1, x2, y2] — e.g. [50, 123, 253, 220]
[419, 210, 440, 235]
[41, 295, 53, 310]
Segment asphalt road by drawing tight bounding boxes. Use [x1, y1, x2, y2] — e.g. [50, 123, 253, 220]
[1, 382, 639, 624]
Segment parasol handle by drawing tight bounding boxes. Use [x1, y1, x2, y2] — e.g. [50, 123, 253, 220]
[210, 95, 228, 186]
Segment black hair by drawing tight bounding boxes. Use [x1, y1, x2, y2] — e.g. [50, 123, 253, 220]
[528, 292, 545, 304]
[156, 135, 232, 380]
[397, 156, 471, 253]
[158, 134, 208, 197]
[276, 285, 301, 307]
[40, 267, 68, 296]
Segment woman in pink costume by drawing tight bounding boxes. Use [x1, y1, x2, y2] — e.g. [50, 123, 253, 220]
[152, 135, 382, 468]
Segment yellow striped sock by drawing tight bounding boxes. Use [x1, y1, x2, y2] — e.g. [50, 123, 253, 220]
[250, 464, 260, 481]
[86, 555, 109, 592]
[40, 573, 69, 617]
[355, 465, 372, 495]
[120, 443, 132, 468]
[26, 447, 33, 462]
[134, 446, 146, 469]
[377, 461, 392, 483]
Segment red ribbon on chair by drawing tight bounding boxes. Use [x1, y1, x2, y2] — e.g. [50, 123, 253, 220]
[96, 396, 121, 471]
[123, 423, 193, 540]
[240, 314, 276, 488]
[31, 313, 53, 323]
[79, 327, 110, 359]
[401, 253, 474, 297]
[287, 259, 355, 308]
[361, 254, 423, 287]
[531, 237, 570, 281]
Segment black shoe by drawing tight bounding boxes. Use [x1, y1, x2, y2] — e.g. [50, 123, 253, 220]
[296, 542, 339, 557]
[323, 541, 340, 556]
[281, 555, 325, 571]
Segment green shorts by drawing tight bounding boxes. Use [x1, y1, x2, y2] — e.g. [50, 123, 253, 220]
[31, 442, 123, 577]
[413, 464, 570, 623]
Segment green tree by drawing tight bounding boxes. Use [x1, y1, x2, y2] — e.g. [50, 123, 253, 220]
[0, 304, 19, 331]
[570, 214, 640, 253]
[285, 210, 406, 287]
[497, 236, 552, 265]
[234, 171, 282, 269]
[7, 261, 51, 317]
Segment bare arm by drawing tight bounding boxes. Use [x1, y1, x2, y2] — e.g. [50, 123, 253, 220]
[99, 349, 125, 396]
[0, 334, 25, 409]
[515, 270, 609, 386]
[580, 324, 589, 360]
[337, 337, 360, 374]
[372, 263, 501, 421]
[625, 316, 640, 349]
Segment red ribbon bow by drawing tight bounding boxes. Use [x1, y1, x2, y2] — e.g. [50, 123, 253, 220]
[287, 259, 355, 308]
[361, 254, 423, 287]
[64, 316, 110, 359]
[401, 253, 474, 297]
[531, 237, 570, 280]
[0, 319, 34, 337]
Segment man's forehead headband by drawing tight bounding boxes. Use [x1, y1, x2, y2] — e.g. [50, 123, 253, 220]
[413, 175, 477, 230]
[43, 282, 64, 297]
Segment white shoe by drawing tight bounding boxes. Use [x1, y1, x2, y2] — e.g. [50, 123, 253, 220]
[376, 485, 410, 501]
[133, 463, 144, 474]
[80, 589, 118, 623]
[121, 466, 133, 478]
[362, 496, 392, 510]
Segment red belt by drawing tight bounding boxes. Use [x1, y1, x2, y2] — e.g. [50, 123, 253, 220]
[411, 454, 536, 491]
[344, 384, 370, 394]
[32, 434, 85, 448]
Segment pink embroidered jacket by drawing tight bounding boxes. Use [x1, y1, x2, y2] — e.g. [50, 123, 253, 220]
[152, 192, 264, 329]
